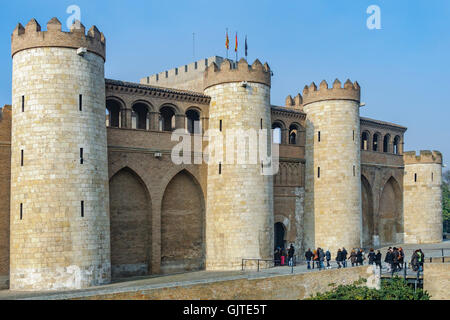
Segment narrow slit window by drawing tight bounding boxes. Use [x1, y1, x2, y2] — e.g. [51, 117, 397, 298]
[414, 173, 417, 182]
[21, 149, 24, 167]
[81, 201, 84, 217]
[260, 119, 263, 129]
[432, 172, 434, 182]
[79, 94, 82, 111]
[318, 167, 320, 178]
[219, 162, 222, 175]
[22, 95, 25, 112]
[353, 165, 356, 177]
[220, 120, 222, 132]
[353, 130, 355, 141]
[80, 148, 84, 164]
[318, 131, 321, 142]
[20, 203, 23, 220]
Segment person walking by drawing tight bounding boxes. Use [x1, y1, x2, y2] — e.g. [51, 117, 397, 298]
[274, 247, 281, 266]
[398, 247, 404, 270]
[368, 248, 376, 265]
[385, 247, 393, 272]
[342, 247, 348, 268]
[305, 248, 313, 270]
[375, 250, 382, 270]
[411, 250, 419, 272]
[417, 249, 425, 272]
[356, 248, 364, 266]
[288, 244, 295, 267]
[313, 249, 319, 269]
[325, 249, 331, 269]
[349, 249, 357, 267]
[392, 247, 399, 272]
[318, 248, 325, 270]
[280, 247, 286, 266]
[336, 249, 343, 269]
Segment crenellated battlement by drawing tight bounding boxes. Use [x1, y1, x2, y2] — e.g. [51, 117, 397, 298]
[404, 150, 443, 165]
[302, 79, 360, 106]
[285, 93, 303, 108]
[203, 58, 271, 90]
[11, 17, 106, 60]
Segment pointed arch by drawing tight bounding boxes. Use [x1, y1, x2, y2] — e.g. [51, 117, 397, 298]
[109, 167, 152, 278]
[378, 176, 403, 245]
[361, 174, 374, 247]
[161, 169, 205, 273]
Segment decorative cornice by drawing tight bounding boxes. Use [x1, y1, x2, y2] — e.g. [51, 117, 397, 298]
[271, 106, 306, 120]
[105, 79, 211, 105]
[360, 117, 407, 132]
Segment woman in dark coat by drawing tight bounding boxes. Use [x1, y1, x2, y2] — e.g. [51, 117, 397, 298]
[356, 249, 364, 266]
[368, 248, 376, 265]
[375, 250, 382, 270]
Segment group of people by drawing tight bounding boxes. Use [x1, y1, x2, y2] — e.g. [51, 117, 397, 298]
[304, 247, 379, 270]
[274, 244, 296, 267]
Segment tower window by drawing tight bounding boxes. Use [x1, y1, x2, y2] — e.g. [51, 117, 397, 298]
[219, 162, 222, 175]
[165, 71, 168, 78]
[80, 148, 84, 164]
[21, 150, 23, 166]
[81, 201, 84, 217]
[147, 77, 149, 84]
[185, 65, 188, 72]
[318, 167, 320, 178]
[432, 172, 434, 182]
[353, 130, 355, 141]
[414, 173, 417, 182]
[195, 62, 198, 69]
[353, 165, 356, 177]
[20, 203, 23, 220]
[156, 74, 159, 81]
[175, 68, 178, 75]
[79, 94, 82, 111]
[260, 119, 263, 130]
[22, 95, 25, 112]
[318, 131, 321, 142]
[220, 120, 223, 132]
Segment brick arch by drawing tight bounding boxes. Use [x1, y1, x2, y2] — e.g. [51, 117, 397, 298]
[158, 102, 182, 114]
[378, 176, 403, 245]
[160, 169, 205, 273]
[131, 99, 154, 112]
[109, 167, 152, 278]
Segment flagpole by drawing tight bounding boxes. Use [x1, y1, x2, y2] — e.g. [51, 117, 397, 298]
[226, 28, 229, 59]
[235, 32, 238, 64]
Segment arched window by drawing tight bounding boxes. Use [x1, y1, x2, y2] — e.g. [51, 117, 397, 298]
[160, 106, 176, 132]
[361, 131, 369, 150]
[272, 123, 283, 144]
[186, 109, 201, 134]
[132, 103, 149, 130]
[372, 133, 379, 151]
[383, 134, 391, 153]
[289, 124, 299, 145]
[106, 99, 122, 128]
[393, 136, 401, 155]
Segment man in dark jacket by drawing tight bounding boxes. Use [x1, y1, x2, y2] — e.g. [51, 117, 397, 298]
[288, 244, 295, 267]
[325, 249, 331, 269]
[375, 250, 382, 270]
[385, 247, 393, 272]
[305, 248, 313, 270]
[342, 248, 348, 268]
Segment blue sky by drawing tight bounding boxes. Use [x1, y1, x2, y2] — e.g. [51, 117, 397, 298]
[1, 0, 449, 165]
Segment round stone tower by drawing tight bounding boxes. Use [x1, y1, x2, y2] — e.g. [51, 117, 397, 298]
[10, 18, 111, 290]
[303, 79, 362, 253]
[403, 150, 443, 244]
[203, 58, 273, 270]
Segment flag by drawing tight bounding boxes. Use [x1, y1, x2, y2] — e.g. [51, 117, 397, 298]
[225, 30, 229, 50]
[245, 35, 248, 57]
[235, 32, 238, 52]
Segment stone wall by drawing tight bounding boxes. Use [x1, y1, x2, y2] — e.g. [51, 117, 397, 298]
[423, 260, 449, 300]
[10, 48, 111, 290]
[303, 98, 362, 253]
[403, 152, 443, 244]
[71, 266, 379, 300]
[0, 106, 11, 289]
[204, 81, 273, 270]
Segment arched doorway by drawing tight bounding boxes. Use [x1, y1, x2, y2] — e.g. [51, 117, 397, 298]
[274, 222, 286, 250]
[106, 99, 122, 128]
[160, 106, 176, 131]
[378, 177, 403, 245]
[109, 168, 152, 279]
[186, 109, 201, 134]
[161, 170, 205, 273]
[361, 175, 374, 247]
[132, 102, 149, 130]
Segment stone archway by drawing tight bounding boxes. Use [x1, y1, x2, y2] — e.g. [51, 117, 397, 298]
[361, 175, 374, 247]
[378, 177, 403, 245]
[109, 167, 152, 279]
[274, 222, 286, 250]
[161, 170, 205, 274]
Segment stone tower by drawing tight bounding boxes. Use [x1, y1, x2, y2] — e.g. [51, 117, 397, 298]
[10, 18, 111, 290]
[303, 79, 362, 253]
[403, 151, 443, 244]
[203, 58, 274, 270]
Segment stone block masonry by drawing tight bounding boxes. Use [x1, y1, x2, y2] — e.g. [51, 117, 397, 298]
[10, 21, 111, 290]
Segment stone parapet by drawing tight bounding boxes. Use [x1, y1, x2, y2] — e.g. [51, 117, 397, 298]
[203, 58, 271, 90]
[403, 150, 442, 165]
[11, 18, 106, 61]
[302, 79, 360, 106]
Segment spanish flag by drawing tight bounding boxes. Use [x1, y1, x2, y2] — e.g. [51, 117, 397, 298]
[226, 30, 229, 50]
[235, 32, 238, 52]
